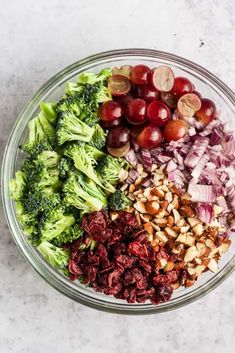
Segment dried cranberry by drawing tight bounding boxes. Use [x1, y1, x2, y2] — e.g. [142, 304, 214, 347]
[68, 260, 83, 275]
[115, 255, 136, 269]
[108, 269, 122, 286]
[83, 265, 97, 284]
[104, 283, 123, 296]
[156, 284, 173, 302]
[128, 242, 148, 259]
[139, 260, 153, 273]
[87, 255, 100, 266]
[96, 243, 108, 258]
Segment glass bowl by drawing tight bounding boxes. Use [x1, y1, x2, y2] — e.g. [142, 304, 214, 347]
[2, 49, 235, 315]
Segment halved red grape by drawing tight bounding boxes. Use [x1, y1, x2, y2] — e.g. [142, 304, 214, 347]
[115, 93, 134, 106]
[99, 101, 123, 121]
[108, 75, 131, 96]
[150, 66, 175, 92]
[136, 85, 159, 102]
[131, 65, 150, 85]
[126, 98, 147, 124]
[137, 125, 163, 149]
[160, 92, 178, 108]
[108, 142, 130, 157]
[107, 126, 131, 148]
[163, 120, 188, 142]
[146, 100, 171, 127]
[195, 98, 217, 124]
[112, 65, 132, 79]
[171, 77, 194, 97]
[193, 91, 203, 99]
[177, 93, 201, 117]
[100, 118, 122, 129]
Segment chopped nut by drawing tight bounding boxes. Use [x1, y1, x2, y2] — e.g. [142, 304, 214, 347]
[176, 233, 187, 243]
[118, 169, 129, 181]
[129, 184, 135, 193]
[184, 246, 198, 263]
[187, 268, 196, 276]
[164, 261, 175, 272]
[133, 201, 146, 213]
[120, 184, 128, 192]
[167, 215, 174, 227]
[185, 279, 195, 287]
[205, 239, 216, 249]
[180, 226, 190, 233]
[218, 242, 230, 255]
[151, 163, 158, 172]
[146, 233, 154, 242]
[151, 186, 165, 198]
[172, 209, 181, 223]
[172, 194, 179, 209]
[144, 222, 154, 235]
[187, 217, 201, 227]
[171, 281, 180, 289]
[110, 211, 119, 221]
[154, 218, 168, 226]
[136, 163, 144, 174]
[155, 231, 168, 243]
[176, 219, 185, 227]
[185, 234, 195, 246]
[194, 265, 206, 277]
[135, 177, 143, 186]
[161, 200, 169, 210]
[167, 203, 175, 213]
[157, 258, 168, 269]
[165, 227, 178, 238]
[194, 257, 202, 265]
[192, 223, 204, 236]
[179, 205, 194, 217]
[208, 259, 218, 272]
[139, 213, 152, 223]
[135, 211, 141, 226]
[145, 201, 160, 215]
[143, 187, 153, 199]
[165, 192, 173, 203]
[155, 209, 166, 218]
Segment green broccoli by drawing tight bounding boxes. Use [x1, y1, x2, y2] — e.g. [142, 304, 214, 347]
[58, 157, 74, 179]
[40, 101, 57, 125]
[77, 68, 112, 85]
[97, 155, 128, 185]
[90, 124, 106, 150]
[56, 111, 95, 146]
[9, 171, 26, 201]
[109, 189, 132, 211]
[23, 151, 61, 190]
[64, 144, 106, 188]
[22, 187, 61, 216]
[39, 206, 75, 243]
[21, 112, 55, 155]
[15, 201, 38, 237]
[63, 173, 107, 213]
[37, 241, 69, 270]
[52, 223, 83, 246]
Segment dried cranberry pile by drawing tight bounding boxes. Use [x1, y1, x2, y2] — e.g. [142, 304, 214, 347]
[68, 210, 184, 304]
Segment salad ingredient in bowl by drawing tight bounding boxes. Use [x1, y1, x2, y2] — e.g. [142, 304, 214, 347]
[7, 59, 235, 306]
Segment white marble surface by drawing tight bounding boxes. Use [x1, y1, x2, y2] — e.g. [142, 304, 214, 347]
[1, 0, 235, 352]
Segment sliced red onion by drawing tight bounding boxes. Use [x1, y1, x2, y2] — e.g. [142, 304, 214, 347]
[189, 127, 196, 136]
[156, 154, 172, 163]
[166, 160, 177, 173]
[168, 169, 186, 189]
[188, 183, 216, 202]
[191, 153, 210, 180]
[141, 149, 152, 172]
[225, 180, 235, 213]
[125, 149, 138, 167]
[142, 177, 153, 187]
[216, 196, 228, 215]
[222, 140, 235, 156]
[126, 169, 139, 184]
[196, 203, 213, 224]
[199, 120, 220, 136]
[184, 137, 209, 169]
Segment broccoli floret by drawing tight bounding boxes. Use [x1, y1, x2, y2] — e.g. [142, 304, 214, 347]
[64, 144, 106, 188]
[90, 124, 106, 150]
[56, 111, 95, 146]
[9, 171, 26, 201]
[109, 189, 132, 211]
[15, 201, 38, 237]
[22, 187, 61, 216]
[23, 151, 61, 190]
[39, 206, 75, 243]
[97, 155, 128, 185]
[21, 113, 55, 155]
[52, 223, 83, 246]
[58, 157, 74, 179]
[37, 241, 69, 270]
[77, 68, 112, 85]
[63, 173, 107, 213]
[40, 101, 57, 125]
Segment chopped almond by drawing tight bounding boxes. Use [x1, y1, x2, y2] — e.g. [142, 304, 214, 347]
[164, 261, 175, 272]
[145, 201, 160, 215]
[176, 219, 185, 227]
[110, 211, 119, 221]
[213, 204, 224, 215]
[172, 209, 181, 223]
[165, 227, 178, 238]
[192, 223, 204, 236]
[171, 281, 180, 289]
[136, 163, 143, 174]
[129, 184, 135, 193]
[139, 213, 152, 223]
[194, 265, 206, 277]
[151, 187, 165, 198]
[118, 169, 129, 181]
[155, 231, 168, 243]
[179, 205, 194, 217]
[154, 218, 168, 227]
[208, 259, 218, 272]
[133, 201, 146, 213]
[167, 215, 174, 227]
[144, 222, 154, 235]
[184, 246, 198, 263]
[185, 279, 195, 287]
[134, 211, 141, 226]
[172, 194, 179, 209]
[187, 217, 201, 227]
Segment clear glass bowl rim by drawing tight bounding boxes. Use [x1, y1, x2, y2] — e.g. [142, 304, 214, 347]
[2, 48, 235, 315]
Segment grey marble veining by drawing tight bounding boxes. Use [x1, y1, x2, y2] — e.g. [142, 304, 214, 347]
[1, 0, 235, 352]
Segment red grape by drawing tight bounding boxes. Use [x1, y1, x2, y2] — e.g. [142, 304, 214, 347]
[126, 98, 147, 124]
[177, 93, 201, 117]
[131, 65, 150, 85]
[171, 77, 194, 97]
[150, 66, 175, 92]
[108, 75, 131, 96]
[136, 85, 159, 102]
[112, 65, 132, 79]
[107, 126, 131, 148]
[137, 125, 163, 149]
[163, 120, 188, 142]
[115, 93, 134, 106]
[193, 91, 203, 99]
[146, 100, 171, 127]
[195, 98, 216, 125]
[100, 118, 122, 129]
[99, 101, 123, 121]
[108, 142, 130, 157]
[160, 92, 178, 108]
